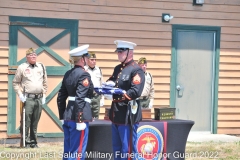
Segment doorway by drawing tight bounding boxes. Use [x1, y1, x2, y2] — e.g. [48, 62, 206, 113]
[170, 25, 220, 133]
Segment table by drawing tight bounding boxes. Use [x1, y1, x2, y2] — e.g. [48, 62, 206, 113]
[86, 119, 194, 160]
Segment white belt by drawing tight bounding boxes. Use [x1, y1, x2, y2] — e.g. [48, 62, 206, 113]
[68, 96, 91, 103]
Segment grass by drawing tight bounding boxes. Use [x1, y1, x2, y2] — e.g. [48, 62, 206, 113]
[0, 142, 63, 160]
[185, 141, 240, 160]
[0, 140, 240, 160]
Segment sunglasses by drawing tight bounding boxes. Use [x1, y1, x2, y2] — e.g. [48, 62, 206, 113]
[115, 48, 129, 53]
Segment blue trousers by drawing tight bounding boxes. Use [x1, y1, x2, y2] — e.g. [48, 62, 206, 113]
[62, 121, 89, 160]
[112, 123, 139, 160]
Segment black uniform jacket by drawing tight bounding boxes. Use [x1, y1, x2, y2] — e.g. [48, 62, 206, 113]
[107, 60, 145, 124]
[57, 65, 93, 122]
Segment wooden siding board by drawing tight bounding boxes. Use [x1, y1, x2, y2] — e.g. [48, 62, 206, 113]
[218, 107, 240, 113]
[0, 123, 7, 131]
[222, 27, 240, 35]
[0, 115, 7, 122]
[0, 107, 7, 114]
[220, 64, 240, 70]
[0, 1, 69, 11]
[99, 61, 170, 69]
[221, 42, 240, 49]
[79, 29, 171, 39]
[221, 34, 240, 42]
[0, 58, 8, 65]
[219, 99, 240, 106]
[103, 68, 170, 77]
[218, 114, 240, 121]
[1, 7, 240, 28]
[0, 49, 9, 58]
[1, 2, 173, 18]
[0, 24, 8, 33]
[0, 90, 7, 98]
[96, 53, 171, 61]
[69, 4, 240, 20]
[89, 48, 171, 54]
[0, 81, 8, 89]
[79, 21, 172, 32]
[220, 57, 240, 63]
[219, 85, 240, 92]
[0, 74, 7, 81]
[218, 129, 240, 134]
[0, 16, 9, 24]
[84, 44, 172, 51]
[0, 41, 8, 48]
[218, 122, 240, 128]
[219, 78, 240, 85]
[219, 92, 240, 99]
[0, 33, 8, 41]
[0, 99, 7, 106]
[78, 36, 171, 47]
[17, 0, 240, 12]
[0, 66, 8, 74]
[219, 71, 240, 78]
[221, 49, 240, 56]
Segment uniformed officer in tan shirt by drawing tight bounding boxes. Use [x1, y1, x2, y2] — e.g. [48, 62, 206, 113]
[84, 52, 104, 119]
[138, 57, 154, 108]
[13, 48, 47, 148]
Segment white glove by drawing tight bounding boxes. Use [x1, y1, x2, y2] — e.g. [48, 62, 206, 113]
[102, 81, 115, 87]
[148, 99, 154, 109]
[76, 123, 86, 131]
[42, 94, 46, 105]
[60, 120, 64, 125]
[100, 97, 104, 107]
[104, 94, 113, 100]
[19, 94, 26, 103]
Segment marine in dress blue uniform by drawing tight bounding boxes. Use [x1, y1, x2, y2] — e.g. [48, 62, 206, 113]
[57, 45, 93, 160]
[106, 40, 145, 160]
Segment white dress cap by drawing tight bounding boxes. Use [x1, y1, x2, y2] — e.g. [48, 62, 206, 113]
[114, 40, 137, 49]
[68, 44, 89, 57]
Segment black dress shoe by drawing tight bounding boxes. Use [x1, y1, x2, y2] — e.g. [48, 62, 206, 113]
[30, 144, 39, 148]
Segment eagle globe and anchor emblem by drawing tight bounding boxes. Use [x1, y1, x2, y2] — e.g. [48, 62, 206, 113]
[136, 125, 164, 160]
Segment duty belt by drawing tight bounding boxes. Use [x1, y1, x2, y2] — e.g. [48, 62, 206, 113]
[68, 96, 92, 103]
[26, 93, 43, 99]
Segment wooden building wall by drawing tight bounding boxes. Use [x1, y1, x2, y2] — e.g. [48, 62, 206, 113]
[0, 0, 240, 137]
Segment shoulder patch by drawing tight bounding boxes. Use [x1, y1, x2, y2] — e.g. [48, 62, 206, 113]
[82, 78, 89, 87]
[133, 73, 141, 85]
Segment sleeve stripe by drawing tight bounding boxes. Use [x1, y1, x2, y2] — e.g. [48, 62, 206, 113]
[124, 93, 131, 100]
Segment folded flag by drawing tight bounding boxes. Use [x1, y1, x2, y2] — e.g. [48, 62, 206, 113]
[94, 87, 126, 95]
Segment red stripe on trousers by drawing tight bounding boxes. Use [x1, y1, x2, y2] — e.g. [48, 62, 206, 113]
[77, 130, 85, 160]
[128, 127, 132, 160]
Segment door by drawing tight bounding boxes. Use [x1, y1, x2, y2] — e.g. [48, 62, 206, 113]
[170, 25, 220, 133]
[7, 16, 78, 137]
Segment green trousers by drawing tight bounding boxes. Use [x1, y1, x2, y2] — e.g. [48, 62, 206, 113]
[90, 94, 101, 118]
[24, 97, 42, 145]
[139, 98, 150, 109]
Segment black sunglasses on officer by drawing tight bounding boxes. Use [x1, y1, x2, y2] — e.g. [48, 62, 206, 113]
[115, 48, 129, 53]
